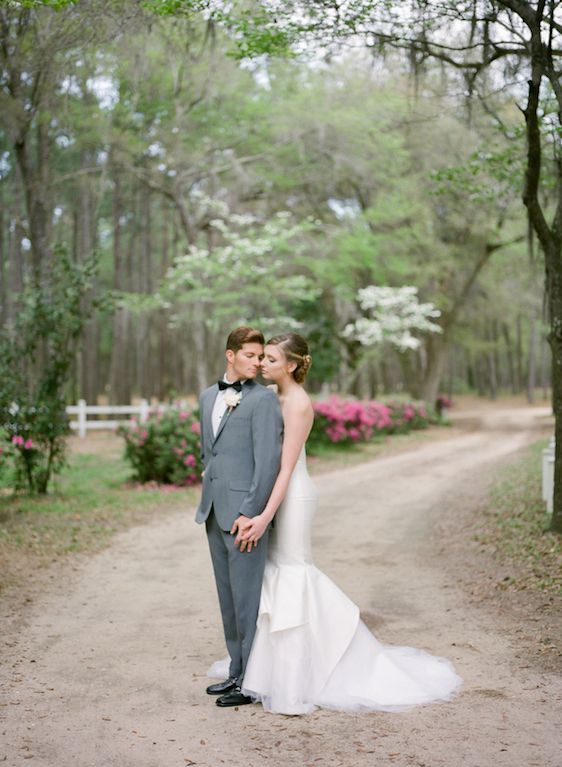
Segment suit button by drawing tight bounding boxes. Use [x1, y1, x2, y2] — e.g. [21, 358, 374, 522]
[212, 451, 218, 456]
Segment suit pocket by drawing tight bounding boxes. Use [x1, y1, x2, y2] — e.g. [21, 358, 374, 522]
[229, 481, 251, 492]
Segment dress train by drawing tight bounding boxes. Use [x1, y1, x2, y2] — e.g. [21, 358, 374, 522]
[208, 449, 461, 715]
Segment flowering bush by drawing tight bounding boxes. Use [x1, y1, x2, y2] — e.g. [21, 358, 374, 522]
[386, 401, 431, 434]
[1, 401, 69, 493]
[308, 396, 432, 452]
[0, 249, 98, 493]
[118, 407, 202, 486]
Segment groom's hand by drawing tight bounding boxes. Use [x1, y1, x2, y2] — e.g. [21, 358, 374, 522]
[231, 515, 256, 553]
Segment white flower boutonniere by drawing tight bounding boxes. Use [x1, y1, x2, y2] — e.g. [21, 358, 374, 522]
[224, 390, 242, 410]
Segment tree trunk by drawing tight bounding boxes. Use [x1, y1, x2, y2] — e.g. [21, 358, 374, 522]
[0, 192, 6, 328]
[517, 20, 562, 532]
[399, 349, 423, 399]
[540, 329, 550, 401]
[192, 303, 209, 392]
[109, 169, 133, 404]
[74, 176, 99, 404]
[527, 311, 537, 404]
[516, 313, 523, 392]
[487, 320, 498, 400]
[502, 323, 517, 394]
[421, 331, 448, 404]
[13, 127, 52, 283]
[546, 242, 562, 534]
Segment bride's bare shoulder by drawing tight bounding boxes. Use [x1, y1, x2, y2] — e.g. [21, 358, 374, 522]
[285, 387, 313, 415]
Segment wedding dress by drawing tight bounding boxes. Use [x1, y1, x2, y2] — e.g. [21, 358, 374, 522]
[208, 447, 462, 715]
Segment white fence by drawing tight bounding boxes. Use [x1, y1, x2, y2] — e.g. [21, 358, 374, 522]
[67, 399, 161, 438]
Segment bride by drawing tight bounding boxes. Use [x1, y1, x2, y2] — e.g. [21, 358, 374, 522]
[214, 332, 462, 715]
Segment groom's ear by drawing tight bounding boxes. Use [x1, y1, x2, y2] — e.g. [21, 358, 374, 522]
[225, 349, 235, 365]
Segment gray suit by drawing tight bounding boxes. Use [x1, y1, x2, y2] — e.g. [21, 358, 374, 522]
[196, 379, 283, 683]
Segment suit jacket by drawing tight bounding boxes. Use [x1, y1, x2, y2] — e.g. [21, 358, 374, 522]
[195, 379, 283, 531]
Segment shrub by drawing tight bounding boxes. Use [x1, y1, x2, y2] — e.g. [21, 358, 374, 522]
[309, 395, 392, 449]
[309, 395, 432, 451]
[0, 441, 14, 485]
[119, 407, 202, 486]
[386, 401, 431, 433]
[2, 402, 69, 492]
[0, 250, 99, 494]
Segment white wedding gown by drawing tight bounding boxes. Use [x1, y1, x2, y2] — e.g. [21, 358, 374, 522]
[208, 448, 462, 715]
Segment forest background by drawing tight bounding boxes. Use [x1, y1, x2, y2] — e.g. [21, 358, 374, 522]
[0, 0, 552, 409]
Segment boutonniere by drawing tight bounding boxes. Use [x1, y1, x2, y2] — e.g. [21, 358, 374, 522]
[224, 391, 242, 410]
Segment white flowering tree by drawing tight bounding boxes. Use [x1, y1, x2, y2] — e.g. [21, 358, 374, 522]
[146, 201, 318, 388]
[161, 209, 316, 320]
[341, 286, 442, 398]
[343, 286, 442, 351]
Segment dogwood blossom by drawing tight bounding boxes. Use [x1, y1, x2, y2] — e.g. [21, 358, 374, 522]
[343, 286, 442, 351]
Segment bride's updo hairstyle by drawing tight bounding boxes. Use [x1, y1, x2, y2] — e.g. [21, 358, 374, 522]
[267, 333, 312, 384]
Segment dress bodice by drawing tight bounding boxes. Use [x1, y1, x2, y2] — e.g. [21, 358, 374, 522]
[267, 445, 317, 567]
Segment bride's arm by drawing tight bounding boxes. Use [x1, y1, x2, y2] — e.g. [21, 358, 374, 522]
[233, 396, 313, 550]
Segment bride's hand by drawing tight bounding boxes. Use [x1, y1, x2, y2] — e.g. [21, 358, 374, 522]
[235, 514, 269, 553]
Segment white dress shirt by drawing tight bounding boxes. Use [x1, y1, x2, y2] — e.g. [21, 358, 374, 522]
[211, 376, 244, 436]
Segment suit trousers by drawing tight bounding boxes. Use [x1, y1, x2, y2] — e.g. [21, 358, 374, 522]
[205, 506, 269, 683]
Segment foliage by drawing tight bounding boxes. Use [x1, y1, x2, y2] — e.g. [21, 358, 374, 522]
[475, 440, 562, 595]
[343, 285, 442, 352]
[118, 407, 202, 486]
[0, 249, 100, 494]
[0, 1, 548, 409]
[122, 201, 321, 338]
[308, 395, 432, 452]
[0, 441, 15, 484]
[386, 400, 432, 433]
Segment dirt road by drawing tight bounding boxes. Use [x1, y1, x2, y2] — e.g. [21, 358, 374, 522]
[1, 405, 560, 767]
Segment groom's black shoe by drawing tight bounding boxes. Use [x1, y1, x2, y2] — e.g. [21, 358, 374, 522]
[206, 677, 238, 696]
[215, 686, 253, 707]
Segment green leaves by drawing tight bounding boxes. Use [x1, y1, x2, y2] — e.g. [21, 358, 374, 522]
[151, 202, 319, 330]
[9, 1, 79, 8]
[0, 248, 100, 494]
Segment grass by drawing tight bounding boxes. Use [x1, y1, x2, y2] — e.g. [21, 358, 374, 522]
[475, 440, 562, 595]
[0, 451, 198, 575]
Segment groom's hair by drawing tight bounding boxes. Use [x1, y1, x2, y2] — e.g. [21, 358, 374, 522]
[226, 326, 264, 352]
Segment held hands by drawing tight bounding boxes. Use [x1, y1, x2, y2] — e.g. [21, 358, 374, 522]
[231, 514, 269, 553]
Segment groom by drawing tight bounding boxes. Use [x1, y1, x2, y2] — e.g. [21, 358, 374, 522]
[195, 326, 283, 707]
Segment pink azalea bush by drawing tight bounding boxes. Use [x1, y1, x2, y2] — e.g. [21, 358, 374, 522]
[386, 400, 430, 433]
[1, 404, 63, 493]
[118, 407, 202, 486]
[309, 396, 432, 452]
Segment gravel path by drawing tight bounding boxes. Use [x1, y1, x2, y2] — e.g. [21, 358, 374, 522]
[1, 405, 560, 767]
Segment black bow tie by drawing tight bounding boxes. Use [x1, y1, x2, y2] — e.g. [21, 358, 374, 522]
[218, 379, 243, 392]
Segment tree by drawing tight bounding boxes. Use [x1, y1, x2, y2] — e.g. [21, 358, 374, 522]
[0, 249, 99, 493]
[192, 0, 561, 529]
[125, 201, 318, 387]
[343, 286, 443, 385]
